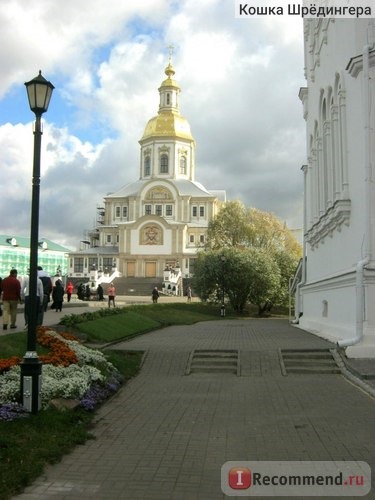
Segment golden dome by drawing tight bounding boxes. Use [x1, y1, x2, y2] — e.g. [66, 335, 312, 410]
[140, 61, 195, 143]
[159, 63, 180, 90]
[141, 112, 194, 142]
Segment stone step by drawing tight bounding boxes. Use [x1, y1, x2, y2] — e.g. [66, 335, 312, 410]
[190, 366, 238, 374]
[193, 353, 238, 359]
[286, 367, 341, 374]
[186, 349, 239, 375]
[284, 360, 335, 366]
[282, 353, 333, 359]
[191, 360, 238, 367]
[280, 349, 341, 375]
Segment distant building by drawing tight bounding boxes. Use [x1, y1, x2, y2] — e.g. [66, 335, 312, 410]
[0, 235, 69, 279]
[295, 19, 375, 357]
[68, 59, 226, 282]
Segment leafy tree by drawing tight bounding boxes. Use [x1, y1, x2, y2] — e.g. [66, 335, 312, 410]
[205, 201, 250, 250]
[193, 247, 280, 314]
[196, 201, 302, 313]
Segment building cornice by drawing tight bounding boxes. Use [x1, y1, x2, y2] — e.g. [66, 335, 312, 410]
[306, 198, 351, 249]
[346, 49, 375, 78]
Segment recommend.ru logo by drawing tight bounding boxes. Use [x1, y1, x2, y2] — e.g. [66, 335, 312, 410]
[221, 461, 371, 496]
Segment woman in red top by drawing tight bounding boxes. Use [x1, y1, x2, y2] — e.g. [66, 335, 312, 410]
[1, 269, 21, 330]
[66, 282, 74, 303]
[107, 283, 116, 308]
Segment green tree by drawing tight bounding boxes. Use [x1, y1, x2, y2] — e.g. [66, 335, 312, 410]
[193, 247, 280, 314]
[205, 200, 250, 250]
[197, 201, 302, 313]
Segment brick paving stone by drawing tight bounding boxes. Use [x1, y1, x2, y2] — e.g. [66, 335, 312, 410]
[14, 318, 375, 499]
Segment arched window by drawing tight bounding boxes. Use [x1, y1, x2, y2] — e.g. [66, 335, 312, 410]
[144, 156, 151, 176]
[180, 156, 186, 174]
[166, 93, 170, 105]
[160, 154, 169, 173]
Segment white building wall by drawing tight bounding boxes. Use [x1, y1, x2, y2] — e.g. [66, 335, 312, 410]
[298, 19, 375, 357]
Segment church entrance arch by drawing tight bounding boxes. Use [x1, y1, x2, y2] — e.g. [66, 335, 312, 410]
[145, 261, 157, 277]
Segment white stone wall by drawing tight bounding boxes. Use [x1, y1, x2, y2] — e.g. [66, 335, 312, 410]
[298, 19, 375, 356]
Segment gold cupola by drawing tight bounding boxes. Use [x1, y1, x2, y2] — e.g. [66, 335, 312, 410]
[140, 62, 195, 142]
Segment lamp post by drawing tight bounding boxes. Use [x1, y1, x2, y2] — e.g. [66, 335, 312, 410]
[220, 255, 226, 317]
[21, 71, 54, 413]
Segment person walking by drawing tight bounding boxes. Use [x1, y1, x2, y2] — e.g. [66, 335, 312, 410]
[52, 280, 65, 312]
[152, 286, 160, 304]
[107, 283, 116, 308]
[22, 273, 45, 327]
[186, 286, 192, 302]
[97, 284, 104, 301]
[1, 269, 21, 330]
[66, 281, 74, 303]
[37, 266, 53, 312]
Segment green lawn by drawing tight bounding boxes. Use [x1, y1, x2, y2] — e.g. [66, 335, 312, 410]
[76, 310, 161, 342]
[68, 302, 226, 343]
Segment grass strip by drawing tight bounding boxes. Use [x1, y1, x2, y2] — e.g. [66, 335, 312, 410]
[75, 302, 225, 343]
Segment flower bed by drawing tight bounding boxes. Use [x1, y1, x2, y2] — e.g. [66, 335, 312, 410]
[0, 328, 123, 420]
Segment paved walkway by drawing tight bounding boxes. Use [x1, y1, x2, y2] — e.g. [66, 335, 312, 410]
[14, 319, 375, 499]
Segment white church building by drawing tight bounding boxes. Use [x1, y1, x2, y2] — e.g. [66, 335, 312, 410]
[295, 19, 375, 358]
[68, 60, 226, 285]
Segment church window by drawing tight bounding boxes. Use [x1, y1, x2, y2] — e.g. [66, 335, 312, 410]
[192, 206, 197, 217]
[89, 257, 98, 269]
[199, 206, 205, 217]
[123, 206, 128, 218]
[190, 234, 195, 243]
[160, 154, 169, 173]
[115, 207, 121, 218]
[106, 234, 112, 244]
[199, 234, 205, 243]
[166, 93, 170, 105]
[116, 234, 119, 244]
[155, 205, 162, 216]
[166, 205, 173, 216]
[74, 258, 84, 273]
[144, 156, 151, 176]
[145, 204, 152, 215]
[180, 156, 186, 174]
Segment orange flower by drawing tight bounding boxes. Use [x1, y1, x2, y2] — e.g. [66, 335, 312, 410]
[0, 329, 80, 373]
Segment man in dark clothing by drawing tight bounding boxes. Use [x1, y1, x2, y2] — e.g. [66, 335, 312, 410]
[1, 269, 21, 330]
[37, 266, 53, 312]
[152, 287, 160, 303]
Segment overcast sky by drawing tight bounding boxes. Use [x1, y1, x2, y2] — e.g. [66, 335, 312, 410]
[0, 0, 305, 250]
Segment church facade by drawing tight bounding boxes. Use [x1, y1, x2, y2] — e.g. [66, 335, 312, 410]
[68, 61, 226, 281]
[295, 19, 375, 357]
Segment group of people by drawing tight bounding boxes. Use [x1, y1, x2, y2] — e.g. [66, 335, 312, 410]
[76, 283, 115, 307]
[0, 268, 75, 331]
[1, 269, 194, 330]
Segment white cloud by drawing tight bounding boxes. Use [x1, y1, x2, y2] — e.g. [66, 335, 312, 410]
[0, 0, 306, 250]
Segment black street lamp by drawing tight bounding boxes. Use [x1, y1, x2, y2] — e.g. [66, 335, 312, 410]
[21, 71, 54, 413]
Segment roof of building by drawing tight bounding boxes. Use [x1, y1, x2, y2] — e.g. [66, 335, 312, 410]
[70, 246, 119, 255]
[106, 178, 222, 199]
[0, 235, 71, 253]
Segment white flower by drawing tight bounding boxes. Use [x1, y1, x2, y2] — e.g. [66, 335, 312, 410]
[0, 366, 21, 403]
[0, 329, 120, 408]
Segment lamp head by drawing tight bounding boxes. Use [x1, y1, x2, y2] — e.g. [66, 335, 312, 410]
[25, 70, 54, 116]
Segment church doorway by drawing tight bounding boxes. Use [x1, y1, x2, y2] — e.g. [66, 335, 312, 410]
[145, 261, 157, 277]
[127, 261, 135, 277]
